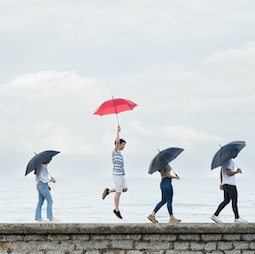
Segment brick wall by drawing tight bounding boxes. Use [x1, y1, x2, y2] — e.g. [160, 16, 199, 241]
[0, 223, 255, 253]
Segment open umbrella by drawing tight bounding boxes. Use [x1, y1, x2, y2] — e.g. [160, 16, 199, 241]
[211, 141, 246, 170]
[25, 150, 60, 176]
[93, 96, 137, 125]
[148, 147, 184, 175]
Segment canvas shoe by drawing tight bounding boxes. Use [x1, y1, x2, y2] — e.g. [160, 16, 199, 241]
[169, 217, 181, 223]
[235, 217, 248, 223]
[113, 209, 123, 219]
[49, 218, 61, 223]
[211, 215, 223, 223]
[36, 218, 48, 223]
[102, 188, 109, 200]
[147, 214, 158, 223]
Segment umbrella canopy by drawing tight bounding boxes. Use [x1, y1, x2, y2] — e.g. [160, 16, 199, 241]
[148, 147, 184, 174]
[25, 150, 60, 176]
[93, 97, 137, 116]
[211, 141, 246, 170]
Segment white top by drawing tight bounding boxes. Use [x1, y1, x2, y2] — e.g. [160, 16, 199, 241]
[221, 159, 236, 186]
[36, 164, 50, 183]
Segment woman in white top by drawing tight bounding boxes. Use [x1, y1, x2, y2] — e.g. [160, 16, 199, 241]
[35, 158, 59, 223]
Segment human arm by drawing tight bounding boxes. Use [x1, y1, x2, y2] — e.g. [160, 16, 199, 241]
[219, 170, 223, 190]
[114, 125, 121, 152]
[226, 168, 242, 176]
[165, 168, 180, 180]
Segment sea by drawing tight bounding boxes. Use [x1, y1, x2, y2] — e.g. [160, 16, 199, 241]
[0, 176, 254, 224]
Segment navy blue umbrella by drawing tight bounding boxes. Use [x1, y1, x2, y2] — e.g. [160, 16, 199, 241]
[25, 150, 60, 176]
[148, 147, 184, 175]
[211, 141, 246, 170]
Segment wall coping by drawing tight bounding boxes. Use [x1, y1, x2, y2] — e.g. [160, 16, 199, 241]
[0, 223, 255, 235]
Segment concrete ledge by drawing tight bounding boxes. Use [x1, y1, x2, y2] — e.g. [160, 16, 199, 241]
[1, 223, 255, 235]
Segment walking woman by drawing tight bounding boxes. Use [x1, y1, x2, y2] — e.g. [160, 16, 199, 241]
[35, 158, 60, 223]
[147, 165, 181, 223]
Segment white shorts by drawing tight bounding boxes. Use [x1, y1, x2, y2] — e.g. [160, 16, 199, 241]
[113, 175, 128, 193]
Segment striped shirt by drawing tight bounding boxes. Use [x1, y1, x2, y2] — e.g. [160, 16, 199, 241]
[112, 149, 125, 175]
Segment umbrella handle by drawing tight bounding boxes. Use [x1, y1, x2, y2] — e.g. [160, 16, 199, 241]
[112, 95, 120, 126]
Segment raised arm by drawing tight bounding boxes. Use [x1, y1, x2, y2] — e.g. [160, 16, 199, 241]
[114, 125, 121, 152]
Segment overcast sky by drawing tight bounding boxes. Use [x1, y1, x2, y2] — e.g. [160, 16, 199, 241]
[1, 0, 255, 179]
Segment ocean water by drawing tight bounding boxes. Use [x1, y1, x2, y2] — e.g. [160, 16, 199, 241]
[0, 176, 253, 223]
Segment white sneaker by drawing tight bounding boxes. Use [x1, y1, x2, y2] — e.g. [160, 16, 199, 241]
[49, 218, 61, 223]
[211, 215, 223, 223]
[36, 218, 48, 223]
[235, 217, 248, 223]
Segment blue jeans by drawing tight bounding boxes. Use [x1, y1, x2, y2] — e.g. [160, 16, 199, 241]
[153, 178, 173, 215]
[35, 181, 53, 220]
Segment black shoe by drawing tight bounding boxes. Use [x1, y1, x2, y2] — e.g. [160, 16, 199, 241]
[102, 188, 109, 199]
[113, 209, 123, 219]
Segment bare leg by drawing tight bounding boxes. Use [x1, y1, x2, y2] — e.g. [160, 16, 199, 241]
[114, 192, 121, 211]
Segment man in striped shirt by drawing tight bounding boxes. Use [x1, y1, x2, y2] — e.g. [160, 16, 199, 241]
[102, 125, 128, 219]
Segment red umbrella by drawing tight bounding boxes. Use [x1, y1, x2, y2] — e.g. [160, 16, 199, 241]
[93, 96, 137, 125]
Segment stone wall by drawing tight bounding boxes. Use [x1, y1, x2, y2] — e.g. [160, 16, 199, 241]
[0, 223, 255, 253]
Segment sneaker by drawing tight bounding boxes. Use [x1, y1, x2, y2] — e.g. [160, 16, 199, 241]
[169, 217, 181, 223]
[49, 218, 61, 223]
[211, 215, 223, 223]
[113, 209, 123, 219]
[147, 214, 158, 223]
[36, 218, 48, 223]
[102, 188, 109, 200]
[235, 217, 248, 223]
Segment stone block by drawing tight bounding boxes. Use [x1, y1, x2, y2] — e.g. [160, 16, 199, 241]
[111, 240, 133, 249]
[201, 234, 222, 241]
[242, 234, 255, 241]
[222, 234, 241, 241]
[72, 235, 90, 241]
[135, 241, 153, 250]
[75, 241, 93, 250]
[59, 242, 75, 251]
[178, 234, 200, 241]
[85, 251, 101, 254]
[8, 242, 20, 250]
[94, 240, 110, 249]
[204, 242, 217, 251]
[160, 234, 176, 241]
[45, 252, 65, 254]
[233, 241, 249, 250]
[126, 234, 142, 240]
[153, 241, 173, 250]
[37, 241, 59, 250]
[173, 242, 189, 250]
[250, 242, 255, 249]
[190, 242, 205, 250]
[126, 251, 144, 254]
[224, 251, 241, 254]
[217, 241, 233, 250]
[142, 234, 161, 241]
[20, 242, 36, 250]
[103, 251, 125, 254]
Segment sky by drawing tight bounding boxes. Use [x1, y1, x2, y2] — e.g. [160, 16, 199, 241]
[1, 0, 255, 179]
